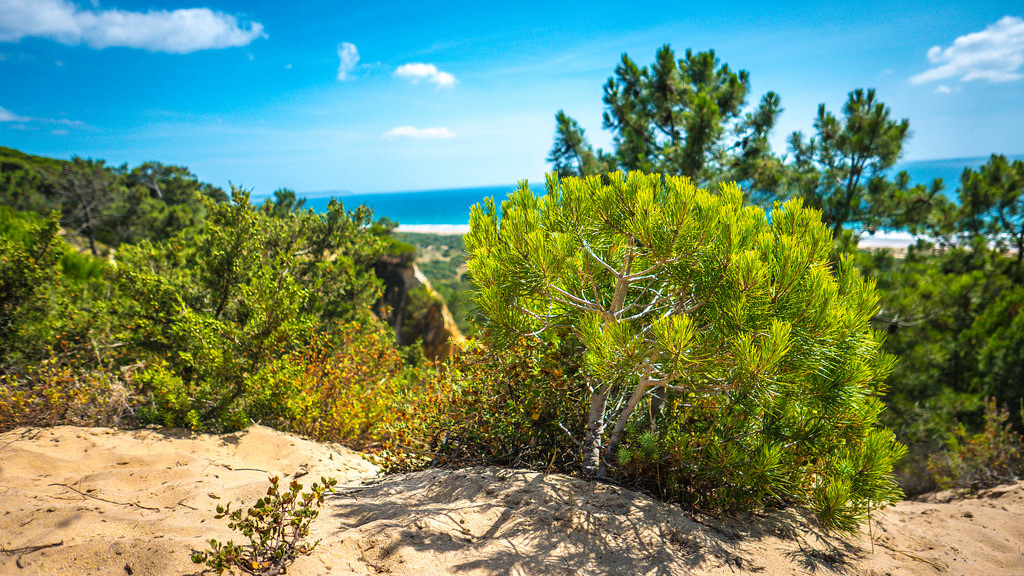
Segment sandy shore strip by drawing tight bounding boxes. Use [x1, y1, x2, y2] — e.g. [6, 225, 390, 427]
[397, 224, 924, 250]
[395, 224, 471, 235]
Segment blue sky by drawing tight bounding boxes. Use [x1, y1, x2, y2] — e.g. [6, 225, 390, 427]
[1, 1, 1022, 194]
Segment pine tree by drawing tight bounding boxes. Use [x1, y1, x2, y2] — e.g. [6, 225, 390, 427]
[785, 89, 943, 242]
[955, 154, 1024, 272]
[466, 172, 905, 531]
[548, 45, 782, 187]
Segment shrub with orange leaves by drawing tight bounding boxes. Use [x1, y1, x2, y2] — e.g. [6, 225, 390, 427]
[0, 357, 140, 432]
[370, 332, 589, 475]
[271, 321, 437, 451]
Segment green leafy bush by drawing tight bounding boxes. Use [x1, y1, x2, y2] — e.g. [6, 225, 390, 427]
[119, 188, 387, 430]
[192, 475, 337, 576]
[464, 172, 906, 531]
[372, 335, 587, 474]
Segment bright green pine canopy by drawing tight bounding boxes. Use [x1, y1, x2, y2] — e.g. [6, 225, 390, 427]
[466, 172, 905, 532]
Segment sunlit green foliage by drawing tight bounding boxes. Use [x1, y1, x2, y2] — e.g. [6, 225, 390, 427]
[119, 188, 387, 430]
[466, 172, 905, 531]
[192, 476, 337, 576]
[1, 209, 64, 366]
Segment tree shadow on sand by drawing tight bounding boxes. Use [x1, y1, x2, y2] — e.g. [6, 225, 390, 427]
[325, 467, 865, 575]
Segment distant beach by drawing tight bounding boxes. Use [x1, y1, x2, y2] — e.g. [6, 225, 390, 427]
[395, 224, 471, 235]
[395, 224, 920, 250]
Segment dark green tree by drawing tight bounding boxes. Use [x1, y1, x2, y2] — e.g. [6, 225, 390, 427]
[955, 155, 1024, 272]
[261, 188, 307, 217]
[52, 157, 121, 256]
[548, 111, 613, 177]
[784, 89, 944, 241]
[549, 45, 782, 186]
[114, 162, 227, 245]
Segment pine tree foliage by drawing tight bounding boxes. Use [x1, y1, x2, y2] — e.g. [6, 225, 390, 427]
[466, 172, 905, 531]
[785, 89, 943, 241]
[549, 46, 781, 186]
[955, 155, 1024, 271]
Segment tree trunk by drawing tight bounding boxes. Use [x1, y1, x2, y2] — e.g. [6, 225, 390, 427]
[600, 378, 651, 476]
[81, 202, 98, 257]
[582, 384, 608, 477]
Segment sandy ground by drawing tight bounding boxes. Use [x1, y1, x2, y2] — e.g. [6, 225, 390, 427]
[2, 425, 1022, 576]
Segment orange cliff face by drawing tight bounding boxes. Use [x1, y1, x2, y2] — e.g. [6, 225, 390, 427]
[373, 255, 465, 362]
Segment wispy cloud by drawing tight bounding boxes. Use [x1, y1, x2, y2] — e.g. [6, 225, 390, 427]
[337, 42, 359, 81]
[0, 106, 28, 122]
[911, 16, 1024, 84]
[383, 126, 457, 139]
[0, 0, 265, 53]
[394, 63, 457, 88]
[934, 85, 953, 94]
[0, 104, 85, 128]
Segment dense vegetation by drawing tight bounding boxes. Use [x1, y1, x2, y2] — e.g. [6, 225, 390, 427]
[2, 43, 1023, 534]
[549, 45, 1024, 495]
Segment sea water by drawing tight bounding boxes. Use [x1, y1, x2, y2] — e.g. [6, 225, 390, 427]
[295, 156, 1022, 227]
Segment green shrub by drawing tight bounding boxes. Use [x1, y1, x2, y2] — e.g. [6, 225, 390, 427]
[120, 188, 386, 431]
[464, 172, 906, 532]
[0, 358, 140, 432]
[372, 335, 587, 474]
[282, 321, 434, 449]
[928, 398, 1024, 491]
[192, 475, 337, 576]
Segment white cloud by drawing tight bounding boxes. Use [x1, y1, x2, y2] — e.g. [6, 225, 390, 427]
[911, 16, 1024, 84]
[0, 106, 29, 122]
[51, 128, 69, 135]
[0, 0, 265, 53]
[394, 62, 457, 88]
[0, 104, 85, 128]
[383, 126, 457, 139]
[337, 42, 358, 81]
[934, 85, 953, 94]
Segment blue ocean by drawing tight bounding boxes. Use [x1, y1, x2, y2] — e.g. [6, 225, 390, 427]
[296, 155, 1021, 227]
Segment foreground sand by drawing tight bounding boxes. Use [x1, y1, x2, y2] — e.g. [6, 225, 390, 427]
[1, 426, 1022, 575]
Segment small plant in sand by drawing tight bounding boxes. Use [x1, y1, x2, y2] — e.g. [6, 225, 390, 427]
[192, 475, 337, 576]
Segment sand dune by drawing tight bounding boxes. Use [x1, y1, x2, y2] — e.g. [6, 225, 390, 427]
[2, 425, 1022, 575]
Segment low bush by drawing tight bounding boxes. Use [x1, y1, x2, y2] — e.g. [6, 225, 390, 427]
[373, 335, 587, 474]
[928, 398, 1024, 491]
[285, 321, 435, 449]
[192, 475, 337, 576]
[0, 358, 140, 432]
